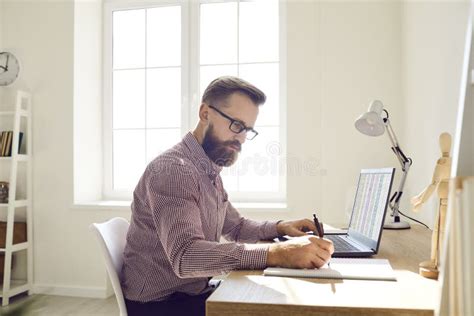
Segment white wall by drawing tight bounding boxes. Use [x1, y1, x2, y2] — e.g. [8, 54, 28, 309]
[0, 0, 2, 49]
[73, 0, 103, 203]
[0, 0, 4, 103]
[0, 1, 2, 45]
[1, 0, 120, 297]
[253, 0, 401, 226]
[401, 0, 470, 227]
[0, 0, 469, 298]
[318, 1, 401, 225]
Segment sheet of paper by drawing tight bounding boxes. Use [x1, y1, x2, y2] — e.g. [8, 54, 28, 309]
[263, 258, 397, 281]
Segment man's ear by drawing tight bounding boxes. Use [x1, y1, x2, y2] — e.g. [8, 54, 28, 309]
[198, 103, 210, 124]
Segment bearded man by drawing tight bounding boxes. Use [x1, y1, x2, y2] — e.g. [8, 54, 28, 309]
[122, 76, 333, 316]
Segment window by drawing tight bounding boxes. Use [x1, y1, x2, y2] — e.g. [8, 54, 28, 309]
[104, 0, 286, 203]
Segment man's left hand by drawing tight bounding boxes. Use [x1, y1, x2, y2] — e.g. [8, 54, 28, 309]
[276, 219, 318, 237]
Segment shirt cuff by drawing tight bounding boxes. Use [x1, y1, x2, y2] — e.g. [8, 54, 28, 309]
[240, 243, 270, 270]
[261, 220, 280, 240]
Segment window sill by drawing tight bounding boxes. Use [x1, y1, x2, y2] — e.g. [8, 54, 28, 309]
[71, 201, 287, 212]
[71, 200, 132, 211]
[232, 202, 287, 212]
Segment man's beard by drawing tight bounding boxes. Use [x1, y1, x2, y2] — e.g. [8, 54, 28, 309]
[202, 124, 241, 167]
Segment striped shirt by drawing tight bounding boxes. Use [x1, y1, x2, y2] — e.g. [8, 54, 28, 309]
[122, 132, 279, 302]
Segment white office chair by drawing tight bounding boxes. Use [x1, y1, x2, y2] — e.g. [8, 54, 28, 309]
[90, 217, 130, 316]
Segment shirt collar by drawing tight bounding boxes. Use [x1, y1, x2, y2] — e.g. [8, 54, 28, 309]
[183, 132, 222, 181]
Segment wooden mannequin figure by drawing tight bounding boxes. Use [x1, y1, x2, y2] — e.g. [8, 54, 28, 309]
[411, 132, 452, 280]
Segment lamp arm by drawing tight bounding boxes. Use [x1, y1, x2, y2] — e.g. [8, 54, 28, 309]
[383, 118, 413, 219]
[384, 118, 412, 170]
[387, 161, 411, 219]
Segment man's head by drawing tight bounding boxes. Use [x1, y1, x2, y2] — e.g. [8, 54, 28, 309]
[194, 76, 266, 167]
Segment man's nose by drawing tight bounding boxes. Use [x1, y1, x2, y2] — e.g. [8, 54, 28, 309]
[235, 132, 246, 145]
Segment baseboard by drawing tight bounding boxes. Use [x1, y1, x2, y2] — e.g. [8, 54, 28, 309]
[32, 284, 112, 299]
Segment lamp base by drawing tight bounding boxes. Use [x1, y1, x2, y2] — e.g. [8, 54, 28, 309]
[384, 220, 410, 229]
[383, 214, 410, 229]
[384, 215, 411, 230]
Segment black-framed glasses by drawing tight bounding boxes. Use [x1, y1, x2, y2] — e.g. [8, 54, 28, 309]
[208, 105, 259, 140]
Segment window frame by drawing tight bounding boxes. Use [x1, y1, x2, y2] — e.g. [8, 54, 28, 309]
[102, 0, 287, 203]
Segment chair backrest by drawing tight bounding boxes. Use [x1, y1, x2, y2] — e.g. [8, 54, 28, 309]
[90, 217, 130, 316]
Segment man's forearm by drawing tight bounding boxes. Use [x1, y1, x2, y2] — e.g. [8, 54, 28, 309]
[227, 218, 280, 242]
[174, 240, 269, 278]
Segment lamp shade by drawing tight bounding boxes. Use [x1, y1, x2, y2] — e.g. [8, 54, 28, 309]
[355, 100, 386, 136]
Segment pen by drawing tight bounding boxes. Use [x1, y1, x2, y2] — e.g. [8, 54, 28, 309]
[313, 213, 331, 267]
[313, 213, 323, 238]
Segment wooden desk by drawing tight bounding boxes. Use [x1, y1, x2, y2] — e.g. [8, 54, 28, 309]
[206, 225, 438, 316]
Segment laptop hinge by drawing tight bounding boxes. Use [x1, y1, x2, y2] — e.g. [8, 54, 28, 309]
[345, 236, 372, 252]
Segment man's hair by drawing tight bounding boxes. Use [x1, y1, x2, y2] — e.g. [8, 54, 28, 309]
[201, 76, 266, 108]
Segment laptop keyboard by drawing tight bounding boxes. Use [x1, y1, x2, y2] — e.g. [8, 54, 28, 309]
[326, 235, 360, 252]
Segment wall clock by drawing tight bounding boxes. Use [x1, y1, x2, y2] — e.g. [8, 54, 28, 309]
[0, 52, 20, 86]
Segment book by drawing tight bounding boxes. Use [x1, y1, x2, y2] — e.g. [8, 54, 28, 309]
[5, 131, 12, 156]
[0, 132, 4, 156]
[0, 131, 23, 156]
[1, 132, 11, 156]
[17, 132, 24, 154]
[263, 258, 397, 281]
[0, 131, 5, 156]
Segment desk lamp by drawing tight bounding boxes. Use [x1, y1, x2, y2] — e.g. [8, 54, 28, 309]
[355, 100, 411, 229]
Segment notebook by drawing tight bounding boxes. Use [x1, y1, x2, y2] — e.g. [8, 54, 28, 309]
[263, 258, 397, 281]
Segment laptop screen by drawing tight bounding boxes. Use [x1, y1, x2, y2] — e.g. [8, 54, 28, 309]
[348, 168, 395, 247]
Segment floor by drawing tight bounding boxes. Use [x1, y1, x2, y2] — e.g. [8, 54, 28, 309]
[0, 294, 119, 315]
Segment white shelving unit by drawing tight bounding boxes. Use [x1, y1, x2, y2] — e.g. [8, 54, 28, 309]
[0, 90, 32, 306]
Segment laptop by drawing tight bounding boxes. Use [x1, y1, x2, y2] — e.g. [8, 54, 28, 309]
[326, 168, 395, 257]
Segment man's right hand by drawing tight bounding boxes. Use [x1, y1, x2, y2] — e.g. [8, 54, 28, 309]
[267, 236, 334, 269]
